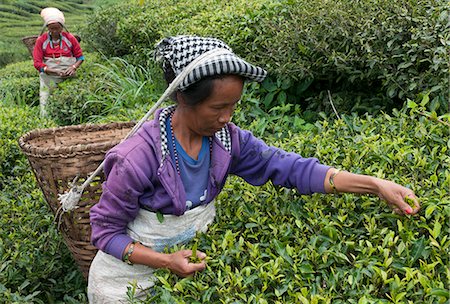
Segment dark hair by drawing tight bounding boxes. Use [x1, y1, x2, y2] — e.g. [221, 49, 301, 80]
[163, 64, 229, 106]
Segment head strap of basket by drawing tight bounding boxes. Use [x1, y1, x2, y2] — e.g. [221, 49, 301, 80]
[57, 46, 233, 213]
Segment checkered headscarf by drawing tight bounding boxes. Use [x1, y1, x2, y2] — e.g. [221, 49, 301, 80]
[155, 35, 267, 91]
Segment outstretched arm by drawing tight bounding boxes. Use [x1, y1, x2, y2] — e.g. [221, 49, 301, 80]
[324, 168, 420, 215]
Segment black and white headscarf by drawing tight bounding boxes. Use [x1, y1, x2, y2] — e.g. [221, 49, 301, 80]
[155, 35, 267, 91]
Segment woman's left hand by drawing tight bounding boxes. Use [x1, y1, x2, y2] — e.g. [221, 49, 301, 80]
[375, 179, 420, 215]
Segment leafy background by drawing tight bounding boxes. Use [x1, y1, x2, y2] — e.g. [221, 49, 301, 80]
[0, 0, 449, 303]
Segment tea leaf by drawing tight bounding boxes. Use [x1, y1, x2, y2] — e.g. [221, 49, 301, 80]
[156, 211, 164, 224]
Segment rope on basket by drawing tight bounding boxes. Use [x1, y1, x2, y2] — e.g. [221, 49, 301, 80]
[56, 48, 230, 215]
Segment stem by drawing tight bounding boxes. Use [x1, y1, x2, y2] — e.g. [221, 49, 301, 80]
[418, 111, 450, 127]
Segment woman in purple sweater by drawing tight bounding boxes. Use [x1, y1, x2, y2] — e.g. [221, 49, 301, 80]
[88, 36, 420, 302]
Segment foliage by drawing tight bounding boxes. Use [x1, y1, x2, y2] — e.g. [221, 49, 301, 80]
[0, 0, 448, 302]
[47, 54, 165, 125]
[1, 95, 448, 302]
[0, 53, 166, 125]
[82, 0, 449, 116]
[140, 103, 450, 303]
[0, 60, 38, 79]
[77, 2, 140, 57]
[0, 77, 39, 107]
[0, 61, 39, 107]
[0, 105, 86, 304]
[233, 81, 316, 139]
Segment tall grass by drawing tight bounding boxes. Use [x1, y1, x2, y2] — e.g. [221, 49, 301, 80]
[42, 54, 167, 125]
[92, 57, 164, 109]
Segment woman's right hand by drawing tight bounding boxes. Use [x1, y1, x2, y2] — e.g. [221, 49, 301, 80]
[167, 249, 207, 277]
[44, 67, 64, 77]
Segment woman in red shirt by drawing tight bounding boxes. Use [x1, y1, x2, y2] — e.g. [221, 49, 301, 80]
[33, 7, 84, 117]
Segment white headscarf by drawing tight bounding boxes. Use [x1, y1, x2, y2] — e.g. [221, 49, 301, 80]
[40, 7, 65, 26]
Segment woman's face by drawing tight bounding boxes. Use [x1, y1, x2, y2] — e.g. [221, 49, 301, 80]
[182, 75, 244, 137]
[47, 23, 63, 37]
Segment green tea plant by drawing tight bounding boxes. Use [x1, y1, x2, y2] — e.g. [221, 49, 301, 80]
[0, 105, 87, 304]
[0, 61, 40, 107]
[46, 54, 165, 125]
[139, 107, 449, 303]
[82, 0, 449, 116]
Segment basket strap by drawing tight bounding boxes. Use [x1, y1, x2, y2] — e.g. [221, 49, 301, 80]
[39, 24, 70, 35]
[39, 24, 46, 35]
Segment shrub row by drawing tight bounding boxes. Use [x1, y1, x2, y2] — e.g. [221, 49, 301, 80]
[82, 0, 449, 116]
[0, 106, 87, 303]
[0, 53, 161, 126]
[1, 90, 448, 303]
[143, 106, 449, 303]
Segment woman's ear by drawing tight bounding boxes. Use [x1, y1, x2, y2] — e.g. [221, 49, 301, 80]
[175, 91, 185, 105]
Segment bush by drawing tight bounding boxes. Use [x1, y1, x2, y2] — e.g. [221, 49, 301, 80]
[0, 105, 86, 303]
[0, 61, 39, 106]
[142, 106, 449, 303]
[79, 2, 138, 57]
[1, 100, 448, 302]
[47, 54, 165, 125]
[0, 60, 37, 79]
[82, 0, 449, 115]
[0, 105, 52, 188]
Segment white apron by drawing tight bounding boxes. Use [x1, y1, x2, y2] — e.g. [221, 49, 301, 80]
[39, 56, 76, 116]
[87, 202, 216, 303]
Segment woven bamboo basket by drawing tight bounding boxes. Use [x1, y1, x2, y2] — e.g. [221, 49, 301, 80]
[22, 34, 81, 56]
[18, 121, 134, 280]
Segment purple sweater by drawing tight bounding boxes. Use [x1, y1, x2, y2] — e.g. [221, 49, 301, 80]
[90, 107, 330, 260]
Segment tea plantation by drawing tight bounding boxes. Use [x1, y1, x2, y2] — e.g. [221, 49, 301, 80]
[142, 104, 450, 303]
[0, 0, 449, 303]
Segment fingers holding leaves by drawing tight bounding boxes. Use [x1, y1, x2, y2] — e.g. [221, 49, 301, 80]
[168, 248, 207, 277]
[403, 193, 420, 215]
[378, 180, 420, 216]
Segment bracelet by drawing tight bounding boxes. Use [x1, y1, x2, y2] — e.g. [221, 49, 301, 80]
[123, 241, 138, 265]
[72, 65, 77, 69]
[329, 169, 341, 193]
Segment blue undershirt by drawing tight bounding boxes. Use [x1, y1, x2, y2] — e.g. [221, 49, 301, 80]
[166, 118, 210, 210]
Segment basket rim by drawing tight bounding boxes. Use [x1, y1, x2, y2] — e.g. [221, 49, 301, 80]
[18, 121, 135, 158]
[22, 35, 39, 40]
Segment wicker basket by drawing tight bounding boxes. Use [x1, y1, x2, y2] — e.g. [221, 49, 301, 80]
[18, 122, 134, 279]
[22, 34, 81, 56]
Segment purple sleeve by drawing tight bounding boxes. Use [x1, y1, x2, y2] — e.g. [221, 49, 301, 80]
[230, 128, 330, 194]
[90, 152, 145, 260]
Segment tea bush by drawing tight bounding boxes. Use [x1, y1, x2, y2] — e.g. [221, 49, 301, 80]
[82, 0, 449, 116]
[142, 107, 449, 303]
[0, 106, 86, 303]
[47, 54, 165, 125]
[0, 61, 39, 107]
[1, 101, 448, 302]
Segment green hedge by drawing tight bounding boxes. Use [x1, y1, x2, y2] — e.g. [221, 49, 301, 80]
[142, 107, 449, 303]
[0, 102, 448, 302]
[0, 61, 39, 107]
[46, 54, 166, 125]
[0, 105, 87, 303]
[82, 0, 449, 115]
